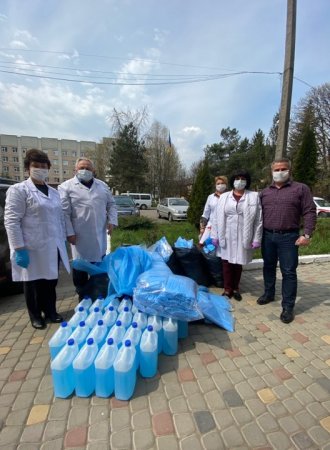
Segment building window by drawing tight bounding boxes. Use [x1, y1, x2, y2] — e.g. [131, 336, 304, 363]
[63, 170, 67, 175]
[81, 152, 85, 157]
[53, 150, 59, 156]
[2, 156, 8, 162]
[13, 157, 19, 162]
[53, 160, 58, 165]
[14, 175, 20, 181]
[14, 166, 20, 172]
[72, 151, 77, 157]
[54, 169, 59, 175]
[12, 147, 18, 153]
[63, 160, 68, 166]
[62, 151, 67, 156]
[3, 166, 8, 172]
[43, 150, 48, 154]
[22, 147, 27, 153]
[1, 146, 7, 152]
[54, 177, 60, 183]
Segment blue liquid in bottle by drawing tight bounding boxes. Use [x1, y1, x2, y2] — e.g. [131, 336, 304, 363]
[88, 320, 107, 350]
[107, 320, 126, 347]
[139, 325, 158, 378]
[73, 337, 98, 397]
[133, 312, 148, 331]
[103, 306, 117, 328]
[162, 318, 178, 356]
[92, 295, 105, 312]
[118, 297, 132, 312]
[123, 322, 141, 370]
[51, 338, 79, 398]
[117, 306, 133, 329]
[69, 321, 90, 350]
[178, 320, 189, 339]
[94, 338, 118, 397]
[68, 307, 88, 329]
[75, 296, 92, 313]
[48, 322, 73, 360]
[85, 307, 103, 329]
[114, 339, 136, 401]
[147, 315, 163, 354]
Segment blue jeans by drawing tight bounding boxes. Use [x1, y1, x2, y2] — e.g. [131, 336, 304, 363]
[261, 230, 299, 310]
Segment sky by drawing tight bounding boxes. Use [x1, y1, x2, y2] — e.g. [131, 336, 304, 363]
[0, 0, 329, 169]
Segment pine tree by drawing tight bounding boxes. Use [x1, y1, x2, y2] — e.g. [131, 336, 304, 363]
[293, 126, 318, 189]
[187, 159, 213, 229]
[109, 123, 147, 192]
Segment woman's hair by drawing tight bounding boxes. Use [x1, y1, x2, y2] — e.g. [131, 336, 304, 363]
[24, 149, 51, 170]
[215, 175, 228, 185]
[229, 169, 251, 189]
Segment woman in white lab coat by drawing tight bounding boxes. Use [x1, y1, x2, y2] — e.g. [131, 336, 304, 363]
[4, 149, 70, 329]
[213, 169, 262, 301]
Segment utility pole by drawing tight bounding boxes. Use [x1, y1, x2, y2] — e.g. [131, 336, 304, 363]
[275, 0, 297, 159]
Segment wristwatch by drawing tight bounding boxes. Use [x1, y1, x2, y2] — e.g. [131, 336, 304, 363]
[304, 234, 311, 239]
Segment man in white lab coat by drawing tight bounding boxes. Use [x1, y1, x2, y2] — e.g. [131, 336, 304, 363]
[58, 158, 118, 299]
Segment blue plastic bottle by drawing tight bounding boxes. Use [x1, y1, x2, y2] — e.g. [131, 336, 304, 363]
[131, 303, 139, 315]
[118, 297, 132, 312]
[103, 306, 118, 328]
[48, 322, 73, 360]
[92, 295, 105, 312]
[139, 325, 158, 378]
[94, 338, 118, 397]
[88, 320, 108, 349]
[105, 295, 120, 310]
[50, 338, 79, 398]
[85, 307, 103, 329]
[72, 337, 98, 397]
[117, 306, 133, 329]
[133, 312, 148, 331]
[68, 307, 88, 329]
[69, 321, 90, 350]
[147, 315, 163, 354]
[75, 296, 92, 313]
[107, 320, 126, 347]
[178, 320, 189, 339]
[162, 318, 178, 355]
[123, 322, 142, 369]
[114, 339, 136, 400]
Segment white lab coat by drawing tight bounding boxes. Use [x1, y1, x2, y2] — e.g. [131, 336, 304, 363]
[4, 179, 70, 281]
[58, 176, 118, 262]
[202, 193, 221, 226]
[213, 190, 263, 265]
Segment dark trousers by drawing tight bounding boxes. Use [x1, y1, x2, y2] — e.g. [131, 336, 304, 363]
[222, 259, 242, 295]
[23, 279, 58, 320]
[261, 230, 299, 310]
[72, 268, 89, 299]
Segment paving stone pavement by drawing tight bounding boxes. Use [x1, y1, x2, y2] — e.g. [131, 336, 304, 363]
[0, 261, 329, 449]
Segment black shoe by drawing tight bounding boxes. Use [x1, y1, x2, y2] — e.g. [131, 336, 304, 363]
[222, 291, 232, 298]
[46, 313, 64, 323]
[280, 309, 294, 324]
[233, 291, 242, 301]
[31, 317, 46, 329]
[257, 294, 275, 305]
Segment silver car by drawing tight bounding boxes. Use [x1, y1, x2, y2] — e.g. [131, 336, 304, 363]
[157, 197, 189, 221]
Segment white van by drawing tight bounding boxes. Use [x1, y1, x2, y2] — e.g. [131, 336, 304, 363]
[121, 192, 152, 209]
[313, 197, 330, 218]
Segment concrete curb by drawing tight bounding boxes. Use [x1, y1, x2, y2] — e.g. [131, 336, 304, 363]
[244, 254, 330, 270]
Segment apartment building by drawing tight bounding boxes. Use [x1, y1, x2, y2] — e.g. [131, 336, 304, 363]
[0, 134, 97, 186]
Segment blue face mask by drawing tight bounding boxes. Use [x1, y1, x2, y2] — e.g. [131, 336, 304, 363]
[77, 169, 93, 182]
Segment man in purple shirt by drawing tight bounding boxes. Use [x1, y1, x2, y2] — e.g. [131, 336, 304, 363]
[258, 158, 316, 324]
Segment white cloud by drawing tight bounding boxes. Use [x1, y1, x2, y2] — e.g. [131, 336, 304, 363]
[9, 40, 27, 49]
[181, 126, 203, 136]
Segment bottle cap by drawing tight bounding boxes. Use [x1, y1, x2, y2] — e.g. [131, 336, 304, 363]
[87, 338, 94, 345]
[116, 320, 122, 326]
[125, 340, 131, 347]
[124, 307, 129, 312]
[61, 322, 68, 327]
[132, 322, 138, 328]
[107, 337, 114, 345]
[78, 306, 84, 312]
[79, 321, 85, 327]
[67, 338, 75, 346]
[94, 307, 100, 312]
[109, 306, 114, 311]
[98, 320, 103, 326]
[83, 296, 89, 299]
[147, 325, 153, 332]
[97, 295, 103, 299]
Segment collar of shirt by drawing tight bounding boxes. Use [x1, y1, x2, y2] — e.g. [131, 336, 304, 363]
[270, 179, 292, 189]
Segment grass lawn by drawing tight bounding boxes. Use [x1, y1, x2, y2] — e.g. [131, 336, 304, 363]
[111, 217, 330, 257]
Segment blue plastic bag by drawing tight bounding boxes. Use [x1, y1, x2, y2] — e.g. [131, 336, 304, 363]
[148, 236, 173, 262]
[197, 289, 235, 332]
[174, 236, 194, 249]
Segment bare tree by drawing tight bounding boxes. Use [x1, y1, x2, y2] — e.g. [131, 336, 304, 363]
[108, 106, 149, 138]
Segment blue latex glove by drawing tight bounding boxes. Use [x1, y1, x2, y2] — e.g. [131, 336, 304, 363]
[211, 238, 219, 248]
[15, 249, 30, 268]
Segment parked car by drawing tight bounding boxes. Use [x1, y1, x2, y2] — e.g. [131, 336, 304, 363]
[0, 179, 23, 295]
[114, 195, 140, 217]
[157, 197, 189, 221]
[313, 197, 330, 218]
[121, 193, 152, 209]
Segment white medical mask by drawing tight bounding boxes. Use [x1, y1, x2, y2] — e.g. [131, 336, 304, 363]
[272, 170, 290, 183]
[30, 168, 49, 182]
[77, 169, 93, 182]
[216, 184, 226, 193]
[233, 179, 247, 190]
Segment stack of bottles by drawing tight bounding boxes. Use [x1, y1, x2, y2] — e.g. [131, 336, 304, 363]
[49, 295, 189, 400]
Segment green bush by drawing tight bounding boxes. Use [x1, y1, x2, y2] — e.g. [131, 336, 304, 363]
[118, 216, 154, 230]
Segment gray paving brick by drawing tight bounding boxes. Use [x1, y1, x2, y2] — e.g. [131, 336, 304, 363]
[88, 420, 109, 441]
[307, 425, 330, 447]
[169, 396, 188, 414]
[221, 425, 245, 448]
[223, 389, 244, 407]
[231, 407, 253, 426]
[40, 438, 64, 450]
[133, 429, 154, 450]
[20, 423, 45, 443]
[173, 413, 196, 438]
[278, 415, 300, 434]
[204, 390, 226, 411]
[180, 434, 203, 450]
[156, 435, 179, 450]
[193, 411, 216, 434]
[110, 427, 132, 450]
[110, 408, 130, 431]
[267, 430, 294, 450]
[295, 410, 318, 429]
[68, 406, 89, 429]
[42, 420, 66, 441]
[291, 430, 318, 449]
[201, 430, 225, 450]
[0, 425, 22, 446]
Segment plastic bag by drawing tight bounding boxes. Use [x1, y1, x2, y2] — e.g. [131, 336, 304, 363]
[174, 236, 194, 249]
[148, 236, 173, 262]
[71, 259, 106, 276]
[174, 245, 211, 286]
[202, 253, 224, 288]
[197, 289, 235, 332]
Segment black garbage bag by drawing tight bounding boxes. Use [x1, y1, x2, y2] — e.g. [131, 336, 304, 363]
[202, 252, 224, 288]
[174, 245, 211, 286]
[77, 274, 109, 301]
[166, 250, 185, 275]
